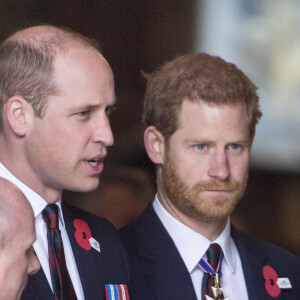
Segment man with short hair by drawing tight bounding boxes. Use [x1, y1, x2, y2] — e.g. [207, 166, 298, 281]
[120, 53, 300, 299]
[0, 25, 130, 299]
[0, 177, 40, 300]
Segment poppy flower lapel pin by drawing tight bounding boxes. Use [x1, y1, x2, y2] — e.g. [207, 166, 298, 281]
[263, 265, 292, 297]
[74, 219, 100, 252]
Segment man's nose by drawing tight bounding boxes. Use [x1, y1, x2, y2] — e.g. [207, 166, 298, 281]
[92, 115, 114, 147]
[207, 150, 230, 181]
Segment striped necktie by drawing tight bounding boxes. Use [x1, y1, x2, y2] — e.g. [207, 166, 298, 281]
[199, 243, 224, 300]
[42, 204, 77, 300]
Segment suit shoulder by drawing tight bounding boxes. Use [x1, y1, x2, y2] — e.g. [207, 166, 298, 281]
[119, 217, 138, 250]
[232, 226, 300, 265]
[119, 203, 174, 258]
[119, 218, 136, 236]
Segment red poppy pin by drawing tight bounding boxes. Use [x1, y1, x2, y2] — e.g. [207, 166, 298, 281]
[74, 219, 92, 250]
[263, 265, 281, 297]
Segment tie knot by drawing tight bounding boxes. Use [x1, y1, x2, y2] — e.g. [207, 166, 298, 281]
[42, 204, 59, 229]
[206, 243, 222, 271]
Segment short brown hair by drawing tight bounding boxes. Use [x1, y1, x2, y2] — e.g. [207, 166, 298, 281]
[0, 25, 100, 131]
[143, 53, 262, 140]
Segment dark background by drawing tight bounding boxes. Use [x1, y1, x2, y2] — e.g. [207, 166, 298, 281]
[1, 0, 299, 257]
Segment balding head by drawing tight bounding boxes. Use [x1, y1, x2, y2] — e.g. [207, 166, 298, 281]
[8, 25, 99, 52]
[0, 178, 33, 224]
[0, 178, 33, 239]
[0, 178, 40, 300]
[0, 25, 102, 131]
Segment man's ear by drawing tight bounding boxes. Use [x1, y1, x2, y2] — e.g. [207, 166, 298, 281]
[5, 96, 31, 136]
[144, 126, 166, 164]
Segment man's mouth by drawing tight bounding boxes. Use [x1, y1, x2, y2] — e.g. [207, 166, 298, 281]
[88, 159, 101, 167]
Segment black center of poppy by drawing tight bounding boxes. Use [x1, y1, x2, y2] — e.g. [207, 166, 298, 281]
[82, 232, 86, 239]
[270, 279, 275, 286]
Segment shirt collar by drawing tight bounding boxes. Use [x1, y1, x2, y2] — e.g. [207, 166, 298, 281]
[53, 200, 65, 228]
[153, 194, 235, 273]
[0, 162, 65, 228]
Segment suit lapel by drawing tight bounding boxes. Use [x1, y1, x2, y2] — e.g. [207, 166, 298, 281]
[231, 226, 283, 300]
[134, 205, 197, 300]
[63, 205, 105, 299]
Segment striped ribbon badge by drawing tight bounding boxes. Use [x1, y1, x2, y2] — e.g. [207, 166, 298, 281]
[105, 284, 130, 300]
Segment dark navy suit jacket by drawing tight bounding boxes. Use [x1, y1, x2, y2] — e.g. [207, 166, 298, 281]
[120, 203, 300, 300]
[21, 203, 130, 300]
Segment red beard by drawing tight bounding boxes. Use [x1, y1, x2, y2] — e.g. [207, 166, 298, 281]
[162, 154, 248, 223]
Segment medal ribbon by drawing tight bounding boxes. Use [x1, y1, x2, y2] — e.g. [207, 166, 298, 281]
[197, 252, 223, 278]
[105, 284, 130, 300]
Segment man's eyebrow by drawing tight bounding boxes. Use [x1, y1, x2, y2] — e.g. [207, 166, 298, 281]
[71, 98, 117, 112]
[183, 137, 212, 144]
[70, 104, 98, 111]
[229, 139, 249, 144]
[183, 137, 250, 145]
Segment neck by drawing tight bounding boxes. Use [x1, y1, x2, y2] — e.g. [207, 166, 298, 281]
[0, 158, 61, 204]
[157, 185, 227, 241]
[0, 136, 61, 204]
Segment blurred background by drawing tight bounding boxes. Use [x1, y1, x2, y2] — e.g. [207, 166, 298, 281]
[1, 0, 299, 256]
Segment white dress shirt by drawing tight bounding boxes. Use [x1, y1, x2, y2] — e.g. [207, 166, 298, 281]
[153, 195, 249, 300]
[0, 163, 84, 300]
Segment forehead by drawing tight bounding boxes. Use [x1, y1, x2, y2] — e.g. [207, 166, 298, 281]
[175, 100, 249, 139]
[52, 47, 115, 106]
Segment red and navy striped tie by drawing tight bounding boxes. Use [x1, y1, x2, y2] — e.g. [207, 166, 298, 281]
[42, 204, 77, 300]
[200, 243, 224, 300]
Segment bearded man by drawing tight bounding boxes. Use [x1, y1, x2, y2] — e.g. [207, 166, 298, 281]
[120, 53, 300, 300]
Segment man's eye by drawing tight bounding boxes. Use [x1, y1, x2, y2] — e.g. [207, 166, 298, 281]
[76, 110, 90, 118]
[230, 144, 240, 150]
[196, 144, 206, 151]
[105, 106, 116, 117]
